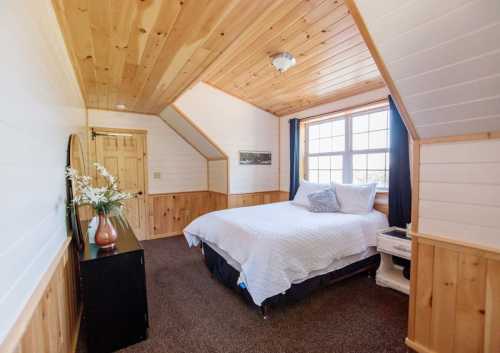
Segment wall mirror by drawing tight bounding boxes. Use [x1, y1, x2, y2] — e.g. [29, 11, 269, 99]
[67, 133, 88, 251]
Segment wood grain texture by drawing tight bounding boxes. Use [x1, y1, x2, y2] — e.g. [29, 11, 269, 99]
[203, 0, 384, 116]
[54, 0, 384, 116]
[228, 191, 288, 208]
[407, 236, 500, 353]
[148, 191, 228, 238]
[2, 239, 81, 353]
[484, 259, 500, 353]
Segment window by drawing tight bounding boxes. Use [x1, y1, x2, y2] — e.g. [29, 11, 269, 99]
[305, 104, 390, 189]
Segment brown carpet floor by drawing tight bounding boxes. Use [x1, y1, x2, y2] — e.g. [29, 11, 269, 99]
[78, 236, 409, 353]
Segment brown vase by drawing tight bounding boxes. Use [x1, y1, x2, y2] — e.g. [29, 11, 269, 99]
[95, 211, 117, 250]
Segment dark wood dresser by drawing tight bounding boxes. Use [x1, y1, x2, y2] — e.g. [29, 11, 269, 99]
[79, 220, 149, 353]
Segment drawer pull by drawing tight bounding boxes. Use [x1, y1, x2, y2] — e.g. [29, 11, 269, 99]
[394, 245, 411, 253]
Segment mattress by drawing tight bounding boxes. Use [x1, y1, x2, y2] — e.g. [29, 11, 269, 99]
[204, 239, 378, 284]
[184, 201, 388, 305]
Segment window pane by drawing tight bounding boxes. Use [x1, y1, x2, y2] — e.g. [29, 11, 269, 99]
[319, 138, 332, 153]
[331, 171, 343, 184]
[369, 111, 388, 130]
[331, 155, 343, 170]
[309, 139, 319, 153]
[318, 170, 330, 184]
[309, 125, 319, 139]
[309, 170, 318, 183]
[332, 119, 345, 136]
[353, 132, 368, 150]
[352, 115, 369, 133]
[318, 155, 330, 169]
[308, 156, 318, 169]
[319, 122, 332, 138]
[353, 170, 367, 184]
[332, 136, 345, 152]
[368, 170, 385, 187]
[368, 153, 385, 170]
[386, 153, 390, 169]
[369, 130, 387, 149]
[353, 154, 367, 169]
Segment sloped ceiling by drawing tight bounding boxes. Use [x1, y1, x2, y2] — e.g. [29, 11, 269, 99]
[53, 0, 384, 117]
[159, 105, 226, 160]
[354, 0, 500, 139]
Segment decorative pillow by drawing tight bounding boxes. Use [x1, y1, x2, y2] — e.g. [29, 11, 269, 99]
[292, 181, 330, 208]
[307, 188, 340, 213]
[334, 183, 377, 214]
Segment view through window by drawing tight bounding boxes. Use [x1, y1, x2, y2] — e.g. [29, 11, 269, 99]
[305, 104, 390, 189]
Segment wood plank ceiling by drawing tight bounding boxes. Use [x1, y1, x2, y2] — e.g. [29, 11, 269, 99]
[53, 0, 384, 117]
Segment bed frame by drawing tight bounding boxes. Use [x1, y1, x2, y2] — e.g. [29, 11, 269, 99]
[202, 242, 381, 318]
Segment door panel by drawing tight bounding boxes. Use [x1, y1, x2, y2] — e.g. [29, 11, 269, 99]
[93, 131, 148, 240]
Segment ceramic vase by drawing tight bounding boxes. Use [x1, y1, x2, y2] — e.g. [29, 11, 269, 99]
[94, 211, 117, 250]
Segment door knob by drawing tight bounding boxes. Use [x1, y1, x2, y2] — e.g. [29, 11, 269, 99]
[137, 191, 143, 195]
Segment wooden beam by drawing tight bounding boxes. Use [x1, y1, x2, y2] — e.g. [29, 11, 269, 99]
[345, 0, 418, 140]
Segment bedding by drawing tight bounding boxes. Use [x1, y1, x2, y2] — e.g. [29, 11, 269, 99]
[334, 182, 377, 214]
[307, 188, 340, 212]
[291, 181, 330, 208]
[184, 201, 388, 305]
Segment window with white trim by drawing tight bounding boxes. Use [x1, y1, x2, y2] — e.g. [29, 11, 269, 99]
[305, 104, 390, 189]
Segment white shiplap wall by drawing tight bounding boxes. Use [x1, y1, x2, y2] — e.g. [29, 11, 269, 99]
[419, 139, 500, 249]
[159, 106, 225, 160]
[208, 160, 228, 194]
[355, 0, 500, 138]
[175, 82, 279, 194]
[88, 110, 208, 194]
[0, 0, 86, 343]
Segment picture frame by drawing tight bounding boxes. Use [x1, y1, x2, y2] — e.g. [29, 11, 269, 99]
[239, 151, 272, 165]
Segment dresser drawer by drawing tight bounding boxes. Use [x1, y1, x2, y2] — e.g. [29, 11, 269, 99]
[377, 235, 411, 259]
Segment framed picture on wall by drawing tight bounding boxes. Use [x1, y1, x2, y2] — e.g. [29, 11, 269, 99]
[239, 151, 272, 165]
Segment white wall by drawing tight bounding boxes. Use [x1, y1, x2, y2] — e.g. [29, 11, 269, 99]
[0, 0, 86, 343]
[418, 139, 500, 250]
[279, 88, 389, 191]
[208, 160, 228, 194]
[175, 82, 279, 194]
[88, 110, 208, 194]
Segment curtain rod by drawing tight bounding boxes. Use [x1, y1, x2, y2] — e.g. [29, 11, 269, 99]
[301, 98, 389, 124]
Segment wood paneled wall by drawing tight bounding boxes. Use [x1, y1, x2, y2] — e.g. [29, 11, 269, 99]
[148, 191, 228, 239]
[228, 191, 288, 208]
[2, 239, 81, 353]
[407, 235, 500, 353]
[148, 190, 289, 238]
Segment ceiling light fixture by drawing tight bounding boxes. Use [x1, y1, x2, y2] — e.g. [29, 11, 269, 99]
[271, 52, 296, 73]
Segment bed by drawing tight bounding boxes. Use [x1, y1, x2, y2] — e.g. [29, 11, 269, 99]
[184, 201, 388, 315]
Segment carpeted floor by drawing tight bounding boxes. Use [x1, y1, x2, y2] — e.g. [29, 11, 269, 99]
[77, 236, 409, 353]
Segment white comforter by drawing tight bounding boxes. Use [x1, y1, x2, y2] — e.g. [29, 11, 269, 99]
[184, 201, 388, 305]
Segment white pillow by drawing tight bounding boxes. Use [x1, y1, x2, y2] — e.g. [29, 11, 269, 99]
[334, 183, 377, 214]
[292, 181, 331, 208]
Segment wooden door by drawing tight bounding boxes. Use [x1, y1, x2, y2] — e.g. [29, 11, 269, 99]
[92, 129, 148, 240]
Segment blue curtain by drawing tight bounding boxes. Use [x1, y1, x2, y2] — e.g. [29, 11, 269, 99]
[289, 118, 300, 200]
[388, 96, 412, 228]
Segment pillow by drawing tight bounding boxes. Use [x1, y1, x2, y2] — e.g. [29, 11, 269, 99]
[307, 188, 340, 213]
[334, 183, 377, 214]
[292, 181, 330, 208]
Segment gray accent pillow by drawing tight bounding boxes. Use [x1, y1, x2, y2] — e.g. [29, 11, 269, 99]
[307, 188, 340, 213]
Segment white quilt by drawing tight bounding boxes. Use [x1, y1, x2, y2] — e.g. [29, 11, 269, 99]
[184, 201, 388, 305]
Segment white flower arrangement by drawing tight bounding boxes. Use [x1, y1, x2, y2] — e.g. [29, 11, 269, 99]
[65, 163, 132, 218]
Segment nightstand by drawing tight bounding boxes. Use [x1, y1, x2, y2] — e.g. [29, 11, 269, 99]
[376, 227, 411, 294]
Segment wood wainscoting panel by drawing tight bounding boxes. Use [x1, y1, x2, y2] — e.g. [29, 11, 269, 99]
[228, 191, 288, 208]
[148, 191, 228, 238]
[3, 239, 81, 353]
[407, 234, 500, 353]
